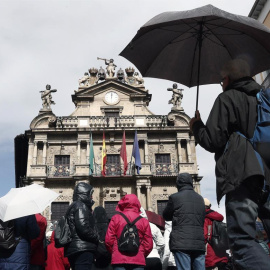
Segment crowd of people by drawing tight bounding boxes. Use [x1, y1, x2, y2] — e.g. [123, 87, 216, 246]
[1, 59, 270, 270]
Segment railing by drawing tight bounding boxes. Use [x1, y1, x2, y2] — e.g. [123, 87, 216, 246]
[47, 165, 74, 177]
[55, 115, 168, 128]
[151, 163, 178, 176]
[92, 162, 134, 176]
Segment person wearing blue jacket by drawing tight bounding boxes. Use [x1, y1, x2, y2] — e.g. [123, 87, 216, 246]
[0, 214, 40, 270]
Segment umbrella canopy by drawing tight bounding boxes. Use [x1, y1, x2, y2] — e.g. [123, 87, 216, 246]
[145, 210, 165, 230]
[0, 184, 59, 222]
[120, 4, 270, 109]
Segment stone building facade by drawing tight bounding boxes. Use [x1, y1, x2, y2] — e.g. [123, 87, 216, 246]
[18, 59, 202, 223]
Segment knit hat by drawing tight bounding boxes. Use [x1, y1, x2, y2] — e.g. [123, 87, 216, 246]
[204, 198, 211, 207]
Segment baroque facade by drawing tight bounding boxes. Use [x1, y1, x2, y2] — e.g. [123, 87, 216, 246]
[16, 59, 202, 223]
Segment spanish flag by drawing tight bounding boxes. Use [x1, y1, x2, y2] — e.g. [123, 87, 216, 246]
[101, 131, 107, 176]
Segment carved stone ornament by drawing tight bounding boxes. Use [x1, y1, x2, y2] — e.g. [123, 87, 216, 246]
[48, 115, 57, 127]
[151, 193, 170, 211]
[97, 57, 117, 78]
[167, 83, 184, 109]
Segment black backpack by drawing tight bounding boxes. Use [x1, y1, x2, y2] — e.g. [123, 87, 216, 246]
[0, 219, 20, 251]
[54, 216, 72, 248]
[117, 212, 142, 255]
[209, 220, 229, 257]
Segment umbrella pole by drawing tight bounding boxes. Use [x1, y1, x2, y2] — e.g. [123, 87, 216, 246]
[196, 22, 203, 111]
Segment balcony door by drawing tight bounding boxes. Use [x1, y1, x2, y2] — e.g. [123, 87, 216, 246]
[155, 154, 171, 175]
[106, 154, 120, 176]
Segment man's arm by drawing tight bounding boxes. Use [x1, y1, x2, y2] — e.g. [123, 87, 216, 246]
[190, 94, 230, 153]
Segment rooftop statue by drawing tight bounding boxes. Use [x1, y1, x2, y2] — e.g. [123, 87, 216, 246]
[134, 72, 144, 87]
[97, 57, 117, 78]
[40, 84, 57, 110]
[78, 72, 90, 87]
[167, 83, 183, 109]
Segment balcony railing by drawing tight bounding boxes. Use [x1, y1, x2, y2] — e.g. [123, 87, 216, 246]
[56, 115, 168, 129]
[47, 165, 74, 177]
[92, 162, 134, 177]
[151, 163, 178, 176]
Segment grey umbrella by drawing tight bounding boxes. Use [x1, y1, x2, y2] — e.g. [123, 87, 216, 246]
[120, 4, 270, 110]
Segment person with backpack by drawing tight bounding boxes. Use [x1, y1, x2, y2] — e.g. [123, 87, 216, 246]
[92, 206, 112, 270]
[30, 213, 48, 270]
[204, 198, 228, 270]
[162, 173, 205, 270]
[45, 231, 70, 270]
[105, 194, 153, 270]
[190, 58, 270, 270]
[64, 182, 99, 270]
[0, 215, 40, 270]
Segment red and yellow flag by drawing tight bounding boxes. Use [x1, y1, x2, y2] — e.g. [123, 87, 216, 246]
[101, 131, 107, 176]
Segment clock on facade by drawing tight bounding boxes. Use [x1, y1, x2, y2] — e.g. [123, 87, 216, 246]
[104, 91, 119, 105]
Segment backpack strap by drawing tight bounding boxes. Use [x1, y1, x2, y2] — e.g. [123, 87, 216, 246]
[117, 212, 142, 225]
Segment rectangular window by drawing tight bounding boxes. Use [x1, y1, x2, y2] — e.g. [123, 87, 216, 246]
[105, 201, 118, 219]
[105, 112, 120, 117]
[155, 154, 170, 164]
[157, 200, 168, 216]
[51, 202, 70, 222]
[55, 155, 70, 165]
[107, 154, 120, 164]
[106, 154, 121, 176]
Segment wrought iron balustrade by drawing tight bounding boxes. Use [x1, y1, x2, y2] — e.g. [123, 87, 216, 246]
[151, 163, 178, 176]
[47, 165, 74, 177]
[91, 162, 134, 176]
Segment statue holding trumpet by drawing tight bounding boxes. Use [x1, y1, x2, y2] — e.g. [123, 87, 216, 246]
[97, 57, 117, 78]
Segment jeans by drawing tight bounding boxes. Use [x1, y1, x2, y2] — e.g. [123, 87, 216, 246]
[113, 265, 144, 270]
[68, 251, 94, 270]
[174, 251, 205, 270]
[226, 178, 270, 270]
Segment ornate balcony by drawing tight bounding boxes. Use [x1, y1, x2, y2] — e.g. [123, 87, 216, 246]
[91, 162, 134, 177]
[151, 163, 178, 176]
[47, 165, 74, 177]
[55, 115, 168, 129]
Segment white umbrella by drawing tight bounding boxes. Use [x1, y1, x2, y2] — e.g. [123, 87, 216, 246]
[0, 184, 59, 222]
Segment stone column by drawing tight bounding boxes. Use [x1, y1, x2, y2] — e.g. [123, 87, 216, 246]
[77, 141, 81, 164]
[177, 139, 182, 163]
[146, 186, 152, 210]
[86, 140, 89, 164]
[42, 141, 47, 165]
[186, 139, 192, 162]
[33, 141, 38, 165]
[144, 139, 149, 163]
[136, 185, 141, 202]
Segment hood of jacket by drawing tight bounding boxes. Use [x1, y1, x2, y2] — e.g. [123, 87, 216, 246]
[93, 206, 109, 224]
[73, 182, 93, 208]
[225, 77, 260, 96]
[176, 173, 193, 191]
[116, 194, 141, 213]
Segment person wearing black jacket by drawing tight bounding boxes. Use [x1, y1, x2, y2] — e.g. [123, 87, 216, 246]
[190, 59, 270, 270]
[163, 173, 205, 270]
[65, 182, 99, 270]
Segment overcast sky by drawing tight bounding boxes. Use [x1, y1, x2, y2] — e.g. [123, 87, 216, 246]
[0, 0, 256, 217]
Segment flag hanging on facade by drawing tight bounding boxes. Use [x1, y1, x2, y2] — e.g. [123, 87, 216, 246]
[132, 130, 141, 174]
[101, 131, 107, 176]
[89, 132, 94, 175]
[120, 130, 128, 175]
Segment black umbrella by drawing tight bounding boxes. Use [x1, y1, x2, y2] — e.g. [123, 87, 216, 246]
[120, 4, 270, 110]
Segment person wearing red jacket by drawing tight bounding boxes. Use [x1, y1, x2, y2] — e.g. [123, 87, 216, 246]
[105, 194, 153, 270]
[45, 231, 70, 270]
[204, 198, 228, 270]
[30, 213, 47, 270]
